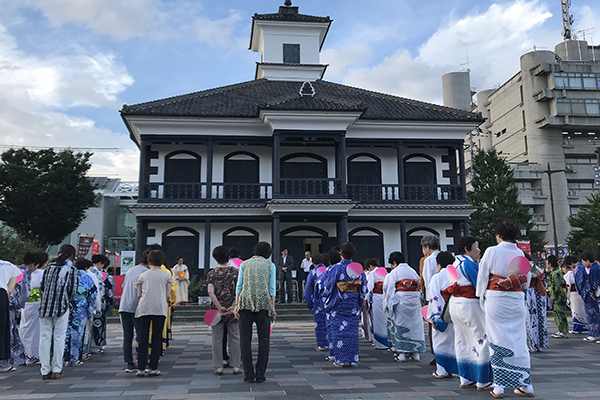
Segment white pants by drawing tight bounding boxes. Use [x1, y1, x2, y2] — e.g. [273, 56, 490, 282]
[39, 313, 69, 375]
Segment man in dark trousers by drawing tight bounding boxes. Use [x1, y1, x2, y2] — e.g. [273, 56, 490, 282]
[276, 249, 295, 303]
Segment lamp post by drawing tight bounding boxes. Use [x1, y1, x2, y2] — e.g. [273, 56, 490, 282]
[544, 163, 564, 253]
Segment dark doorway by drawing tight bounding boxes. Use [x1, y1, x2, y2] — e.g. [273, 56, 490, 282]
[223, 227, 259, 261]
[349, 228, 384, 266]
[224, 152, 259, 199]
[162, 228, 200, 277]
[348, 154, 382, 201]
[404, 154, 437, 201]
[164, 151, 201, 200]
[281, 154, 328, 196]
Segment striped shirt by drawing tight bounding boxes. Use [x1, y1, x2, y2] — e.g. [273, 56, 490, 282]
[39, 260, 78, 318]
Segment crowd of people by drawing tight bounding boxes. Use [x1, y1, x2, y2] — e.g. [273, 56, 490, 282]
[2, 218, 600, 397]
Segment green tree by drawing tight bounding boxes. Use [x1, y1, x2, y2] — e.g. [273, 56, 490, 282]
[467, 149, 545, 252]
[0, 224, 40, 264]
[566, 193, 600, 256]
[0, 148, 96, 249]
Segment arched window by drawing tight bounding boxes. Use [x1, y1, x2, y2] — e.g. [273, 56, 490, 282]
[280, 153, 328, 195]
[224, 152, 259, 199]
[349, 227, 384, 266]
[406, 227, 440, 273]
[162, 227, 199, 276]
[165, 151, 201, 183]
[222, 227, 259, 260]
[404, 154, 437, 201]
[348, 153, 382, 200]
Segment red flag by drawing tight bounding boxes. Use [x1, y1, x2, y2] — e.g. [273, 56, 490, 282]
[114, 253, 120, 269]
[92, 240, 100, 255]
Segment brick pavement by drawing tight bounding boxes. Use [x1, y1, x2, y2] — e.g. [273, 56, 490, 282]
[0, 317, 599, 400]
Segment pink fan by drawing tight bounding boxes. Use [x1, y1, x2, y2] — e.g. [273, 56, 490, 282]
[446, 265, 459, 284]
[15, 270, 24, 284]
[508, 256, 530, 275]
[421, 305, 432, 323]
[373, 267, 388, 281]
[270, 322, 274, 335]
[230, 258, 243, 269]
[102, 271, 108, 281]
[204, 310, 222, 327]
[346, 262, 363, 279]
[316, 266, 327, 277]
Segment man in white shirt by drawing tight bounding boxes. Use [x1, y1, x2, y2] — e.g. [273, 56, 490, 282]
[420, 234, 440, 366]
[298, 252, 312, 302]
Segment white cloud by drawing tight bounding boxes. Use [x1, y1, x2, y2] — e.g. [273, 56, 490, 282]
[194, 10, 246, 49]
[321, 45, 373, 81]
[326, 0, 556, 104]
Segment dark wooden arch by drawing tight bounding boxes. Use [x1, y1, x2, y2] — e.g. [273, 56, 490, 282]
[406, 227, 440, 237]
[349, 226, 384, 265]
[281, 226, 329, 237]
[161, 227, 200, 276]
[222, 226, 260, 260]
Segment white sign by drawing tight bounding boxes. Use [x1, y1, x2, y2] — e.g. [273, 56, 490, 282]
[120, 251, 136, 275]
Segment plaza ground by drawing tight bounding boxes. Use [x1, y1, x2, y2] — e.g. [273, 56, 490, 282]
[0, 316, 599, 400]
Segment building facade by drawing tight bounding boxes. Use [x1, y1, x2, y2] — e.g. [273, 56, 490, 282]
[464, 40, 600, 247]
[121, 2, 482, 277]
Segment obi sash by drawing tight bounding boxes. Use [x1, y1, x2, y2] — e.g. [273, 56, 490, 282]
[373, 281, 384, 294]
[395, 279, 420, 292]
[487, 273, 527, 292]
[26, 287, 41, 303]
[570, 284, 576, 292]
[440, 282, 477, 302]
[529, 273, 547, 296]
[337, 280, 362, 293]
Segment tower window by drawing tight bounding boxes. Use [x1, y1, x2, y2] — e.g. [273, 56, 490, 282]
[283, 43, 300, 64]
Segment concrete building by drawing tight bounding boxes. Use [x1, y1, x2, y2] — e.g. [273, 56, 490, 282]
[448, 39, 600, 248]
[121, 1, 482, 277]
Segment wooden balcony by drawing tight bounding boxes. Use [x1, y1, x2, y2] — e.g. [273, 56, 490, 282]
[348, 184, 464, 203]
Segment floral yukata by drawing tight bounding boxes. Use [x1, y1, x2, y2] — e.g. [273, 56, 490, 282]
[525, 265, 548, 351]
[8, 266, 31, 365]
[320, 259, 367, 365]
[305, 264, 328, 349]
[574, 262, 600, 338]
[64, 270, 97, 363]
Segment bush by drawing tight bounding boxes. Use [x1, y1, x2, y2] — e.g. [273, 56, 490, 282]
[0, 225, 41, 264]
[188, 275, 208, 302]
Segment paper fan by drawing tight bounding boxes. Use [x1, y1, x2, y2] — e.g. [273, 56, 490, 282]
[230, 258, 243, 269]
[204, 310, 222, 327]
[373, 267, 387, 281]
[346, 262, 363, 279]
[446, 265, 458, 284]
[316, 266, 327, 277]
[507, 256, 530, 275]
[15, 270, 24, 284]
[421, 305, 432, 323]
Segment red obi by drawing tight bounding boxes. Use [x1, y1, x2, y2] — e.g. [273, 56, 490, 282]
[487, 273, 527, 292]
[440, 282, 477, 302]
[529, 273, 547, 296]
[373, 281, 384, 294]
[395, 279, 420, 292]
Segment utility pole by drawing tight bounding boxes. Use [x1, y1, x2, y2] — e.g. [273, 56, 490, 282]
[544, 163, 563, 253]
[561, 0, 573, 40]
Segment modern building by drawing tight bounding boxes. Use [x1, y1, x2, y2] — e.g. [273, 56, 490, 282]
[449, 39, 600, 248]
[121, 1, 482, 277]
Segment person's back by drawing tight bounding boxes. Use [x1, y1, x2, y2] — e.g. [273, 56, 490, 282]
[237, 256, 274, 315]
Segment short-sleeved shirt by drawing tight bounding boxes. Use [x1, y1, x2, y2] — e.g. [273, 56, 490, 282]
[0, 260, 22, 291]
[135, 268, 172, 318]
[206, 266, 239, 322]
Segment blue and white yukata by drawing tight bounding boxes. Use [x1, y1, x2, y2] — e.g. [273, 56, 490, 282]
[305, 264, 328, 349]
[427, 268, 458, 377]
[574, 262, 600, 339]
[320, 259, 367, 365]
[449, 255, 491, 388]
[64, 270, 97, 363]
[564, 270, 588, 333]
[8, 266, 31, 366]
[367, 269, 387, 349]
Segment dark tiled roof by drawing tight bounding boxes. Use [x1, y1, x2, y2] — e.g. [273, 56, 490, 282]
[121, 79, 483, 123]
[253, 10, 331, 24]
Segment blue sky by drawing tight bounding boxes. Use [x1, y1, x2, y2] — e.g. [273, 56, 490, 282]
[0, 0, 598, 180]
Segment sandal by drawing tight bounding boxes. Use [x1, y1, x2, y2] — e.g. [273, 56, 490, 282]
[477, 383, 494, 391]
[432, 372, 450, 379]
[459, 382, 476, 389]
[0, 366, 16, 373]
[514, 387, 535, 397]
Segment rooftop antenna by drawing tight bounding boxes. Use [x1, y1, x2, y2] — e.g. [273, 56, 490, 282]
[561, 0, 573, 40]
[460, 50, 471, 72]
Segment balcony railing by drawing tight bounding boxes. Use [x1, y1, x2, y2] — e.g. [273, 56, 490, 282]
[141, 181, 466, 203]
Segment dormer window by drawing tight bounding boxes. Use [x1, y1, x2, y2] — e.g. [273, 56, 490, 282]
[283, 43, 300, 64]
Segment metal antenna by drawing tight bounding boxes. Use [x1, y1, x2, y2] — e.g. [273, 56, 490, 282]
[460, 50, 471, 72]
[561, 0, 573, 40]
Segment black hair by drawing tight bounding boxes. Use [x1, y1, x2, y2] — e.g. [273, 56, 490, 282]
[229, 247, 240, 258]
[54, 244, 76, 266]
[147, 243, 163, 251]
[388, 251, 406, 265]
[456, 236, 477, 255]
[546, 254, 559, 270]
[436, 251, 455, 268]
[176, 256, 183, 261]
[340, 242, 357, 259]
[253, 242, 272, 259]
[495, 218, 520, 242]
[563, 255, 577, 266]
[312, 253, 327, 266]
[581, 253, 594, 263]
[139, 250, 149, 266]
[364, 258, 380, 270]
[212, 245, 231, 265]
[326, 249, 341, 266]
[75, 258, 92, 271]
[148, 250, 165, 266]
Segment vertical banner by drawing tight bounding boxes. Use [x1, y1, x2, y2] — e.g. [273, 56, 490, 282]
[92, 240, 100, 255]
[517, 240, 531, 256]
[120, 251, 136, 275]
[77, 234, 95, 258]
[114, 252, 120, 270]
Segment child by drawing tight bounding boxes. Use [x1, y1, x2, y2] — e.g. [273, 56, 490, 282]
[426, 251, 458, 378]
[546, 255, 568, 338]
[383, 251, 425, 362]
[135, 250, 172, 377]
[206, 246, 241, 375]
[563, 256, 588, 334]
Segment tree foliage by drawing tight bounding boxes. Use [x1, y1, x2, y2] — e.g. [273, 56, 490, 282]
[0, 148, 96, 249]
[567, 193, 600, 257]
[467, 149, 545, 253]
[0, 224, 40, 264]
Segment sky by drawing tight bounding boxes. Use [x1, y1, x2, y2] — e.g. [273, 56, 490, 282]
[0, 0, 598, 181]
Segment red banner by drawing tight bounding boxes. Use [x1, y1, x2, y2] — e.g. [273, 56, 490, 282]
[517, 241, 531, 256]
[92, 240, 100, 256]
[114, 253, 120, 269]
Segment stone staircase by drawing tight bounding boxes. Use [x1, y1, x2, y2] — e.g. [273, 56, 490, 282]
[108, 302, 313, 324]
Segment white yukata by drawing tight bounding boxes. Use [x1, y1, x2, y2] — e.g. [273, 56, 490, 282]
[422, 251, 440, 297]
[564, 270, 588, 333]
[367, 270, 388, 349]
[20, 268, 44, 363]
[449, 255, 491, 387]
[426, 269, 458, 376]
[476, 241, 533, 393]
[383, 263, 425, 355]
